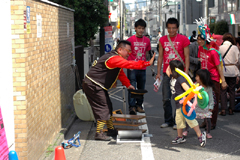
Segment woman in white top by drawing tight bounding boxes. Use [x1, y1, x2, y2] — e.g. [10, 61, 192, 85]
[219, 33, 240, 115]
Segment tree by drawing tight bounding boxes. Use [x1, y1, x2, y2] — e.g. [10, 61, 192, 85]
[214, 20, 229, 35]
[50, 0, 108, 46]
[209, 23, 215, 34]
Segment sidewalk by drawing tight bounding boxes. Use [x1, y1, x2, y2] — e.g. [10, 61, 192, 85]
[40, 117, 93, 160]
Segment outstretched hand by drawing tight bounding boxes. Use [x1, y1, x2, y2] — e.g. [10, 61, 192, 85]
[128, 85, 135, 90]
[149, 52, 156, 65]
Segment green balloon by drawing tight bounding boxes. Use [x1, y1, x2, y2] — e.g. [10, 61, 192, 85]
[197, 88, 209, 109]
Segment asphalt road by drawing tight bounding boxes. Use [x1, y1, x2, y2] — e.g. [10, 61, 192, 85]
[62, 41, 240, 160]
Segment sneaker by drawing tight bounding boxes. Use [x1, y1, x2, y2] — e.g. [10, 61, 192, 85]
[137, 106, 145, 113]
[173, 125, 177, 130]
[198, 131, 206, 147]
[206, 133, 212, 139]
[95, 131, 112, 141]
[107, 128, 118, 137]
[129, 107, 136, 115]
[183, 131, 188, 137]
[172, 136, 186, 144]
[160, 123, 169, 128]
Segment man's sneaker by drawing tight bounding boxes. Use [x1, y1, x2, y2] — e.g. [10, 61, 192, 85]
[198, 131, 206, 147]
[107, 128, 118, 137]
[137, 106, 145, 113]
[172, 136, 186, 144]
[129, 107, 136, 115]
[173, 125, 177, 130]
[160, 123, 169, 128]
[95, 131, 112, 141]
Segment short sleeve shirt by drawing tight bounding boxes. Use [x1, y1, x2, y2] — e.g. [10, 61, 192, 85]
[198, 46, 220, 82]
[127, 35, 151, 58]
[159, 34, 190, 73]
[170, 75, 189, 109]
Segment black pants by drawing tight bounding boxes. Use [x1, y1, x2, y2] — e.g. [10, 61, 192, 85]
[82, 78, 112, 121]
[220, 77, 236, 111]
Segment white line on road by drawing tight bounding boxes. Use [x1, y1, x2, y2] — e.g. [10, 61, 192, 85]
[138, 105, 155, 160]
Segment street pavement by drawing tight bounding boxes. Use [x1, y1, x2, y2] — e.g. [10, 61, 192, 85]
[42, 41, 240, 160]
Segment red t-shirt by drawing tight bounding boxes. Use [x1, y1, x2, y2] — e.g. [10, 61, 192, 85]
[127, 35, 151, 70]
[159, 34, 190, 73]
[198, 46, 220, 82]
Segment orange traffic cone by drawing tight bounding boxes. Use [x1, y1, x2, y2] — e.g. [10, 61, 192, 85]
[54, 146, 66, 160]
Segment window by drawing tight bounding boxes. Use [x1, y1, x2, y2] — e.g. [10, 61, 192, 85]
[219, 0, 223, 13]
[233, 0, 237, 11]
[223, 0, 228, 12]
[227, 0, 232, 12]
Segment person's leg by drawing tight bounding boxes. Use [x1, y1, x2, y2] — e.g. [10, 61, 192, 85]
[82, 79, 111, 140]
[127, 69, 137, 114]
[211, 81, 220, 129]
[183, 123, 189, 136]
[105, 91, 118, 137]
[227, 77, 236, 114]
[205, 118, 212, 138]
[220, 77, 228, 115]
[161, 73, 174, 127]
[135, 70, 146, 112]
[172, 109, 186, 144]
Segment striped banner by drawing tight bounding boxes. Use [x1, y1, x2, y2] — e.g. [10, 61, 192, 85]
[230, 14, 236, 24]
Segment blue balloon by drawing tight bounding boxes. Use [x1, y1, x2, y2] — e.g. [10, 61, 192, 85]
[9, 150, 19, 160]
[181, 104, 196, 120]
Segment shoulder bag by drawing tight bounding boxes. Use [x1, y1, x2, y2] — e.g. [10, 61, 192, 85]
[167, 35, 185, 67]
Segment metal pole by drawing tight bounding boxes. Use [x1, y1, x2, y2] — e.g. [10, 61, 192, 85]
[120, 0, 123, 40]
[100, 0, 109, 56]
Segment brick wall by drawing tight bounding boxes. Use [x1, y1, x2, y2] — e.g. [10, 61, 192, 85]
[11, 0, 75, 159]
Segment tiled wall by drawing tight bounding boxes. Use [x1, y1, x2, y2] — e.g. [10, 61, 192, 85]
[11, 0, 75, 159]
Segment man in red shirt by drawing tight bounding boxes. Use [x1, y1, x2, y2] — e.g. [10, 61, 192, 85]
[156, 18, 190, 129]
[127, 19, 151, 115]
[82, 40, 155, 140]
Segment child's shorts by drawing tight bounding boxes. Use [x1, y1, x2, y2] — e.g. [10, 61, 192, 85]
[175, 108, 198, 129]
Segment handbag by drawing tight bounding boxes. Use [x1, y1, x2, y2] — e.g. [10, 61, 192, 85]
[167, 35, 185, 67]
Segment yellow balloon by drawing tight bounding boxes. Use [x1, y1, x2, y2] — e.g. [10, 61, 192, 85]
[175, 68, 193, 87]
[175, 88, 192, 100]
[174, 68, 203, 100]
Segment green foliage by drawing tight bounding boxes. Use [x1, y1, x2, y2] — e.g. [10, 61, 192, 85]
[214, 20, 229, 35]
[50, 0, 108, 46]
[209, 23, 215, 34]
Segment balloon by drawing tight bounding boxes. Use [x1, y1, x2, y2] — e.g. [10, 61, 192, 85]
[197, 88, 209, 109]
[174, 68, 209, 119]
[181, 104, 196, 120]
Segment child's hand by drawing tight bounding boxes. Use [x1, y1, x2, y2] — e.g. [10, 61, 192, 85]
[166, 66, 171, 77]
[149, 52, 156, 65]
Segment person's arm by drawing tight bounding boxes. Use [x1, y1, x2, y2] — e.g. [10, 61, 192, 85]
[166, 65, 171, 77]
[184, 46, 190, 74]
[189, 45, 199, 64]
[156, 42, 163, 80]
[107, 54, 156, 70]
[146, 50, 150, 60]
[118, 69, 131, 87]
[216, 64, 228, 89]
[181, 82, 190, 91]
[207, 88, 214, 111]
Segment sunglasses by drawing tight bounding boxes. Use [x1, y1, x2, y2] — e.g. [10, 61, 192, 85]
[124, 48, 132, 54]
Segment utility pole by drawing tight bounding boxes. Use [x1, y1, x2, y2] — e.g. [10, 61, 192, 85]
[100, 0, 109, 57]
[120, 0, 123, 40]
